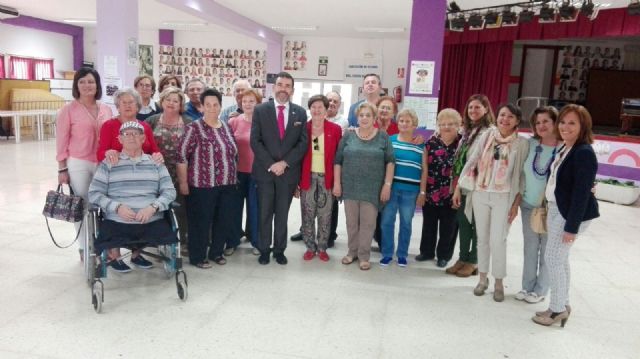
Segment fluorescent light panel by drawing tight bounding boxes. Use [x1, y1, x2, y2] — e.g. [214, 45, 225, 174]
[63, 19, 96, 24]
[355, 27, 405, 33]
[270, 25, 317, 31]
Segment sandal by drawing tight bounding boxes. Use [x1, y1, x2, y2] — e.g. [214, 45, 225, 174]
[195, 260, 212, 269]
[213, 256, 227, 265]
[342, 255, 356, 265]
[359, 261, 371, 271]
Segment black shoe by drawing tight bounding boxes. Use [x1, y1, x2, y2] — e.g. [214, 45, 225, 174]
[290, 232, 303, 241]
[415, 253, 434, 262]
[328, 235, 337, 248]
[258, 253, 270, 265]
[273, 253, 288, 265]
[436, 259, 449, 268]
[327, 240, 335, 248]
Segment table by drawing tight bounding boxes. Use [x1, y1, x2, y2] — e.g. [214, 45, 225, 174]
[0, 109, 58, 143]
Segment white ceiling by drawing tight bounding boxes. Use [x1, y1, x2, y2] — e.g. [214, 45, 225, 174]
[0, 0, 632, 40]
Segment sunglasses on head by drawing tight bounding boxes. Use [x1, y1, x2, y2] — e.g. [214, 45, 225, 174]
[494, 144, 502, 160]
[313, 137, 319, 151]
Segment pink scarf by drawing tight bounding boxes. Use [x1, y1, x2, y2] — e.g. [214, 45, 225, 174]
[476, 128, 517, 191]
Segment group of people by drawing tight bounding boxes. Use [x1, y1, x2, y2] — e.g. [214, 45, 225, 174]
[56, 68, 599, 328]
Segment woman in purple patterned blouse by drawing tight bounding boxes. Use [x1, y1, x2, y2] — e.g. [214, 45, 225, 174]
[416, 109, 463, 268]
[177, 88, 238, 269]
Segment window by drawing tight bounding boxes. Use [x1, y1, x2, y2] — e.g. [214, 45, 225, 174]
[9, 56, 54, 80]
[290, 79, 353, 118]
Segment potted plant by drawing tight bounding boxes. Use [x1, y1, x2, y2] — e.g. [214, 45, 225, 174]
[595, 178, 640, 205]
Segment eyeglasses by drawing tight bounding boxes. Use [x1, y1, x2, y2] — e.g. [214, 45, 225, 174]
[137, 83, 153, 89]
[120, 132, 143, 138]
[493, 144, 502, 160]
[313, 137, 319, 151]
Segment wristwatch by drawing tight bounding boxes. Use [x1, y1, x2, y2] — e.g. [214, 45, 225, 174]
[150, 203, 160, 213]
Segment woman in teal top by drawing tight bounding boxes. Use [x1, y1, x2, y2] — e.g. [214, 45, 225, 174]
[379, 109, 427, 268]
[516, 106, 561, 304]
[333, 102, 395, 271]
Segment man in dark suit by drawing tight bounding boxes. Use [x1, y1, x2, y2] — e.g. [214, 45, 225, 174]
[250, 72, 308, 265]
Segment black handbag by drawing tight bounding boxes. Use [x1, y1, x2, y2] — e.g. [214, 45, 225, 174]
[43, 184, 84, 248]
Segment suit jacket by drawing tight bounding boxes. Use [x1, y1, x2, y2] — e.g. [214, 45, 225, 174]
[250, 100, 308, 184]
[554, 143, 600, 234]
[299, 120, 342, 191]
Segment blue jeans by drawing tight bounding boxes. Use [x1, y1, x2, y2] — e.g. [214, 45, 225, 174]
[520, 203, 549, 296]
[381, 188, 419, 259]
[237, 172, 259, 248]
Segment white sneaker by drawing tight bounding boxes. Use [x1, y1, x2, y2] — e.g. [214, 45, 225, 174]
[525, 292, 545, 303]
[515, 290, 528, 301]
[251, 247, 260, 256]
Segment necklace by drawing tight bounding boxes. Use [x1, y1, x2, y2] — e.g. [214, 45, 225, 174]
[532, 141, 557, 177]
[357, 128, 375, 140]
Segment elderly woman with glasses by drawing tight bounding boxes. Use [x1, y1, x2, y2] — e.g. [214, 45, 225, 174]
[134, 75, 162, 121]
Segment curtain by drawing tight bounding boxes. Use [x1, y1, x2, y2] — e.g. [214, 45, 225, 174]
[0, 55, 4, 78]
[9, 56, 33, 80]
[439, 41, 514, 113]
[34, 59, 54, 80]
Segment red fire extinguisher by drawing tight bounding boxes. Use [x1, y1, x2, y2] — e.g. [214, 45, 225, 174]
[394, 85, 403, 103]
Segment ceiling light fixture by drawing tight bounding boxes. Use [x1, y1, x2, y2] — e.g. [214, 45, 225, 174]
[539, 4, 557, 22]
[519, 8, 535, 23]
[354, 27, 405, 33]
[161, 21, 207, 27]
[559, 1, 578, 21]
[501, 8, 519, 26]
[629, 0, 640, 16]
[63, 19, 96, 24]
[270, 25, 318, 31]
[468, 13, 484, 29]
[484, 10, 500, 26]
[449, 14, 466, 31]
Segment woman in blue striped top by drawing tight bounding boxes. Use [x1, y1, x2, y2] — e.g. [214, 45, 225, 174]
[380, 109, 427, 267]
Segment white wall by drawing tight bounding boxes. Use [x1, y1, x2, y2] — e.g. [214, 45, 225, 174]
[281, 35, 409, 95]
[0, 22, 74, 78]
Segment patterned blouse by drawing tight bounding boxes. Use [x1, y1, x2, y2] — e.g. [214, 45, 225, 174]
[425, 134, 461, 207]
[177, 120, 238, 188]
[146, 114, 192, 184]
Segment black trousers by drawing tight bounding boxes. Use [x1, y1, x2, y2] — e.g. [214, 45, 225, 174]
[329, 198, 339, 242]
[186, 186, 235, 264]
[256, 178, 297, 255]
[419, 203, 458, 261]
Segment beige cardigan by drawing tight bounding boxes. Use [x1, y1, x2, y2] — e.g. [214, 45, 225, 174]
[459, 128, 530, 222]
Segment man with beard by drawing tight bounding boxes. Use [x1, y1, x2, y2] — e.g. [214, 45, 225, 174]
[290, 91, 346, 247]
[346, 73, 383, 128]
[251, 72, 308, 265]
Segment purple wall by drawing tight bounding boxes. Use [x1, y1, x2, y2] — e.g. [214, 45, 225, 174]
[159, 29, 174, 46]
[1, 15, 84, 70]
[405, 0, 446, 97]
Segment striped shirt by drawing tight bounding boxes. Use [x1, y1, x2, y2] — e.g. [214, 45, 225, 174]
[390, 134, 424, 192]
[88, 154, 176, 223]
[177, 120, 238, 188]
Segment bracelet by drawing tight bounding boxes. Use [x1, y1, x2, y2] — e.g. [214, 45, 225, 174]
[420, 191, 426, 195]
[384, 182, 392, 186]
[58, 168, 68, 173]
[115, 203, 122, 213]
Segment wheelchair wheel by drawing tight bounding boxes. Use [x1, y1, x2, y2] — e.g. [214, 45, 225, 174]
[91, 280, 104, 313]
[175, 270, 188, 301]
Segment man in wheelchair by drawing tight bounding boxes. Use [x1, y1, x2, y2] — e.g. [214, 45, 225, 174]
[88, 121, 177, 273]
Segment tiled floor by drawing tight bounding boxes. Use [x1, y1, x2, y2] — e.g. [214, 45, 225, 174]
[0, 139, 638, 359]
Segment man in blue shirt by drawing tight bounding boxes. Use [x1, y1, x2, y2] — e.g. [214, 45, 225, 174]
[183, 78, 205, 120]
[346, 73, 383, 128]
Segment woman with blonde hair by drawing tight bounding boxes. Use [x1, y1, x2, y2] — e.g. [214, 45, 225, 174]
[334, 103, 394, 270]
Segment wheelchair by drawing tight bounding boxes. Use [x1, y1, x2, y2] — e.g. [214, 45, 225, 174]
[83, 204, 188, 313]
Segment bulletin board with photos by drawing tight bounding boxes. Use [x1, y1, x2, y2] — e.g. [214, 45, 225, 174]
[282, 40, 308, 72]
[157, 45, 268, 97]
[554, 44, 624, 103]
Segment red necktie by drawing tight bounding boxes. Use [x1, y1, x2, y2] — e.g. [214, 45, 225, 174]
[277, 105, 285, 139]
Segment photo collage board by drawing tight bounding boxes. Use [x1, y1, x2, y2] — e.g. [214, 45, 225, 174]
[158, 45, 268, 97]
[282, 40, 308, 72]
[555, 44, 624, 103]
